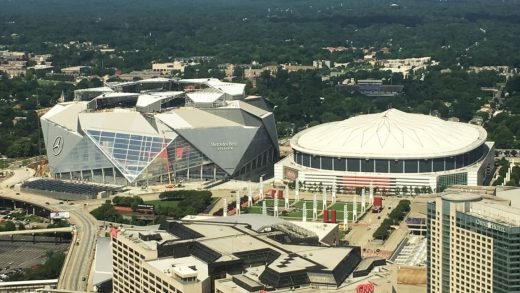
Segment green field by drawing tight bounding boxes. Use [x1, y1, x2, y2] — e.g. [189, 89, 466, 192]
[247, 198, 365, 221]
[145, 200, 179, 209]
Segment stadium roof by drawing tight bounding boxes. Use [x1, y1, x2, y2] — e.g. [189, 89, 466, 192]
[291, 109, 487, 159]
[186, 87, 224, 104]
[74, 86, 114, 93]
[42, 102, 86, 132]
[180, 78, 245, 97]
[136, 91, 184, 108]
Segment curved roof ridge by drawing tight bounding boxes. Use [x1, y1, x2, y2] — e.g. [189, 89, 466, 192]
[291, 109, 487, 159]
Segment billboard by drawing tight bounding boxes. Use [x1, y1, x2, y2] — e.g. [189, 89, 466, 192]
[50, 211, 70, 219]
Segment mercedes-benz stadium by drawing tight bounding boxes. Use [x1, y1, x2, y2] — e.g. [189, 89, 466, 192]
[275, 109, 494, 193]
[41, 78, 279, 186]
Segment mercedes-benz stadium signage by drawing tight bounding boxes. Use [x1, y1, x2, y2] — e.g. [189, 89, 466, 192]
[137, 204, 155, 211]
[475, 218, 506, 232]
[52, 136, 64, 156]
[211, 141, 238, 151]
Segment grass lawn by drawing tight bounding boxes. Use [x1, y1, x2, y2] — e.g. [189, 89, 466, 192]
[252, 198, 289, 207]
[145, 200, 179, 209]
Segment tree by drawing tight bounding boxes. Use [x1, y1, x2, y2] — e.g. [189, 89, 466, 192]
[91, 202, 119, 221]
[4, 221, 16, 231]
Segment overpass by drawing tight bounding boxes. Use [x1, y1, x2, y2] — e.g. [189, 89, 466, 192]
[0, 226, 74, 236]
[0, 168, 98, 292]
[0, 279, 58, 292]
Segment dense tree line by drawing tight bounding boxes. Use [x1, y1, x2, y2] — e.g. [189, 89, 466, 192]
[0, 73, 74, 158]
[251, 68, 504, 136]
[156, 190, 213, 218]
[91, 192, 213, 224]
[1, 0, 520, 68]
[373, 199, 411, 240]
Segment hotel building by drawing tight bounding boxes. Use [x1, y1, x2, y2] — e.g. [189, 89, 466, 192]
[427, 193, 520, 293]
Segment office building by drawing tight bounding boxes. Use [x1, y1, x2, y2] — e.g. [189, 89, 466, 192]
[427, 193, 520, 293]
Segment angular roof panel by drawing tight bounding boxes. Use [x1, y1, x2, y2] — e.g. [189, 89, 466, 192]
[172, 108, 242, 128]
[186, 88, 224, 104]
[175, 126, 259, 175]
[79, 111, 159, 136]
[41, 102, 87, 132]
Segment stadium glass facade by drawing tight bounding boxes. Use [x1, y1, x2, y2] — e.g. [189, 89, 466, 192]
[42, 79, 279, 186]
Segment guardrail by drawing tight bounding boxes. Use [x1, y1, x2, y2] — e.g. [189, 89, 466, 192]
[57, 226, 78, 289]
[0, 226, 73, 236]
[0, 279, 58, 291]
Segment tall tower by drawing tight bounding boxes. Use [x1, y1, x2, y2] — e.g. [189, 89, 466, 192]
[302, 202, 307, 222]
[312, 194, 318, 221]
[343, 204, 348, 230]
[322, 188, 327, 210]
[259, 175, 264, 200]
[361, 188, 366, 213]
[295, 179, 300, 201]
[427, 193, 520, 293]
[273, 192, 279, 217]
[284, 185, 290, 209]
[235, 192, 241, 215]
[332, 181, 337, 203]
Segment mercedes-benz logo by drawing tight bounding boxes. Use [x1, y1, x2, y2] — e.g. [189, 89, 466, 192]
[52, 136, 63, 156]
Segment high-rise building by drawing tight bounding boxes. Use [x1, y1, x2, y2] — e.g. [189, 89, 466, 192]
[427, 193, 520, 293]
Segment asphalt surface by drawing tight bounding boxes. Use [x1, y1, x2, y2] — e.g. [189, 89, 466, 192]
[58, 205, 98, 290]
[0, 168, 98, 291]
[0, 235, 69, 270]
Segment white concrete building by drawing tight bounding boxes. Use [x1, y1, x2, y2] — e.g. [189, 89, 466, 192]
[275, 109, 494, 194]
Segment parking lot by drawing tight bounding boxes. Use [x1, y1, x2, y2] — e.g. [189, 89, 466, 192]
[0, 235, 69, 279]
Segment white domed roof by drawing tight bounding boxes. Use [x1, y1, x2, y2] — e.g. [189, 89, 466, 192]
[291, 109, 487, 159]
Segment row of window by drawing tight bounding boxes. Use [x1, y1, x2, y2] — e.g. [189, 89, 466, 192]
[293, 144, 486, 173]
[112, 237, 185, 293]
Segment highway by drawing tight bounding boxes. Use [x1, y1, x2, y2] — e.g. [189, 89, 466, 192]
[58, 204, 98, 291]
[0, 168, 98, 292]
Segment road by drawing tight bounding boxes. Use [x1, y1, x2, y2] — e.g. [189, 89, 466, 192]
[58, 203, 98, 291]
[0, 168, 98, 292]
[345, 196, 410, 255]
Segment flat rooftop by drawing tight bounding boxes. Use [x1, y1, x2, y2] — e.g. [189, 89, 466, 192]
[469, 200, 520, 227]
[118, 220, 359, 289]
[148, 255, 209, 281]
